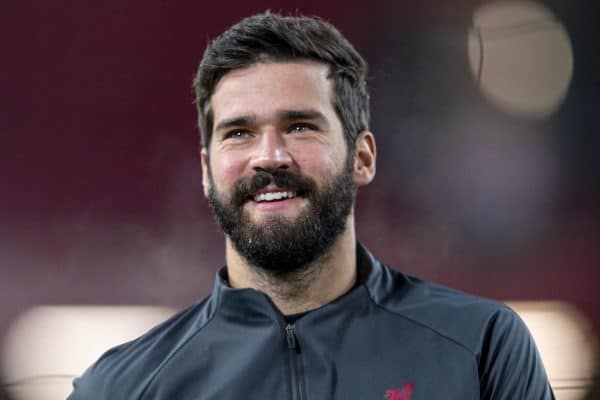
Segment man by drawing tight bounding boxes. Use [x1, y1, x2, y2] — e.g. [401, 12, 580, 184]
[69, 12, 554, 399]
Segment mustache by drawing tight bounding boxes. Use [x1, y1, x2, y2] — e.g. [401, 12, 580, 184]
[231, 169, 317, 206]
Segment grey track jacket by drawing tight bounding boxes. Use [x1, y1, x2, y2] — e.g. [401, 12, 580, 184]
[68, 243, 554, 399]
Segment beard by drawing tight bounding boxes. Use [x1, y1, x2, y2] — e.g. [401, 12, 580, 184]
[206, 159, 356, 274]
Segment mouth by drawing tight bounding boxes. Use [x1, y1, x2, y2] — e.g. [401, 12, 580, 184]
[246, 187, 302, 213]
[252, 190, 297, 203]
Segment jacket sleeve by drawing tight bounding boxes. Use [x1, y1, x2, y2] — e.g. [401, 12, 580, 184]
[478, 306, 555, 400]
[67, 374, 102, 400]
[67, 367, 115, 400]
[66, 344, 131, 400]
[67, 376, 87, 400]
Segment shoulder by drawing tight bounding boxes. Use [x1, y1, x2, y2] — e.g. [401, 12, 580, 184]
[67, 297, 215, 400]
[366, 260, 513, 353]
[366, 258, 553, 398]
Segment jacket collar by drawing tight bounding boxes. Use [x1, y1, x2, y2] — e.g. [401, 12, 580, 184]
[209, 242, 390, 324]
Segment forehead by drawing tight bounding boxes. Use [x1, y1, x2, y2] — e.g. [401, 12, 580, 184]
[210, 61, 336, 125]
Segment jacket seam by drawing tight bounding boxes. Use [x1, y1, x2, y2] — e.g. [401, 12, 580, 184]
[364, 287, 479, 358]
[137, 289, 223, 400]
[366, 294, 480, 388]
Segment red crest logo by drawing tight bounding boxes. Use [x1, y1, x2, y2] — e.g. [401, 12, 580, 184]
[384, 382, 415, 400]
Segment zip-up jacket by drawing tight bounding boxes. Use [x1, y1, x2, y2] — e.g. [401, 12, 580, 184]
[68, 243, 555, 399]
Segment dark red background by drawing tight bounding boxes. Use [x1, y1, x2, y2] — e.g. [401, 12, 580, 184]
[2, 1, 599, 343]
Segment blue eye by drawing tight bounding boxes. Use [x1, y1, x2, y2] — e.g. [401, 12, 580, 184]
[289, 123, 316, 133]
[226, 130, 251, 139]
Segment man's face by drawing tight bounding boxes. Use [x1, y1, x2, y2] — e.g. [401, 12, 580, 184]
[201, 61, 356, 272]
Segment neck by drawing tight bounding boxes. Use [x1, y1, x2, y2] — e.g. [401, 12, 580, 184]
[224, 216, 357, 316]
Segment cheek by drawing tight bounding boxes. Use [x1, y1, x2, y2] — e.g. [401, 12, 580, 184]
[209, 152, 247, 190]
[295, 145, 346, 176]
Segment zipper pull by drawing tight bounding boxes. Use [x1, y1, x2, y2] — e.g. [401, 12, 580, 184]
[286, 324, 297, 349]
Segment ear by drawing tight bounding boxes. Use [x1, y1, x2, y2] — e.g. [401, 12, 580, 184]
[200, 146, 211, 198]
[352, 131, 376, 187]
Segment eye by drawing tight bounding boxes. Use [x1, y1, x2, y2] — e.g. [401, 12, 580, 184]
[224, 129, 251, 140]
[289, 123, 317, 134]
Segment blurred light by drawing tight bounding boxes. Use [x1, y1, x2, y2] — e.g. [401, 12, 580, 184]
[468, 0, 574, 118]
[508, 301, 598, 399]
[1, 305, 176, 400]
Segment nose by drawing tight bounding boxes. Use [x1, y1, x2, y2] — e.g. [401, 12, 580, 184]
[249, 130, 293, 171]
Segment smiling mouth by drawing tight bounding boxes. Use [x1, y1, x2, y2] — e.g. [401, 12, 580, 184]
[253, 191, 297, 203]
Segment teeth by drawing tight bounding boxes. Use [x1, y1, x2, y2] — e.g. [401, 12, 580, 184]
[253, 191, 296, 202]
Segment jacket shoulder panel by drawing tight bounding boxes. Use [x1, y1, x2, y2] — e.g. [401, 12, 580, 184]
[366, 262, 554, 398]
[367, 262, 506, 354]
[67, 296, 217, 400]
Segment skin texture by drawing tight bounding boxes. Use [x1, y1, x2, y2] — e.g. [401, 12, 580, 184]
[201, 61, 376, 315]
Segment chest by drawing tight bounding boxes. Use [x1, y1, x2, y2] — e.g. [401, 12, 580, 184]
[141, 316, 479, 400]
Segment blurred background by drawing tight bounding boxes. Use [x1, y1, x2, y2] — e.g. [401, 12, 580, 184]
[1, 0, 599, 398]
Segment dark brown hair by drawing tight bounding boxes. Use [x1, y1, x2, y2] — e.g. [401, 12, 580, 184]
[193, 11, 370, 149]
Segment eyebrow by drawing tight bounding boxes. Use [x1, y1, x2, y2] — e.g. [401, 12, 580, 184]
[214, 109, 329, 133]
[278, 109, 328, 125]
[214, 116, 257, 133]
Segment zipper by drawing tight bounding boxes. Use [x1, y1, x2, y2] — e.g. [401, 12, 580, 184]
[286, 323, 306, 400]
